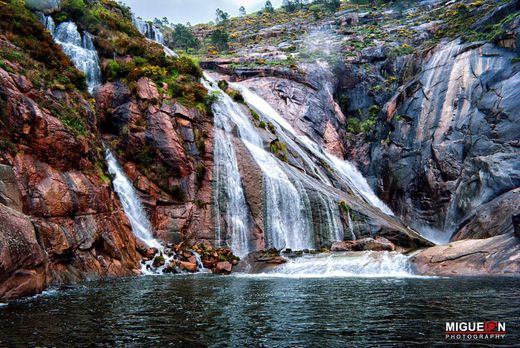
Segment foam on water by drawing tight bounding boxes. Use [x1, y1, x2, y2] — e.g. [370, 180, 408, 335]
[236, 252, 419, 279]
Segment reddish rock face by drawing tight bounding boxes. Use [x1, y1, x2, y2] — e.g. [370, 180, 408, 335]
[0, 66, 141, 300]
[146, 108, 192, 177]
[411, 234, 520, 276]
[97, 78, 216, 247]
[136, 77, 160, 103]
[0, 69, 90, 172]
[215, 261, 232, 274]
[180, 261, 198, 273]
[0, 204, 48, 300]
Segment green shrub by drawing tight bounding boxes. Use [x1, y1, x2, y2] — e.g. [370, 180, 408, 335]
[347, 118, 361, 133]
[218, 80, 229, 91]
[195, 163, 206, 188]
[267, 121, 276, 134]
[171, 56, 203, 79]
[227, 88, 244, 103]
[259, 121, 267, 129]
[60, 114, 88, 136]
[361, 116, 377, 133]
[205, 90, 221, 106]
[0, 138, 16, 154]
[339, 201, 350, 214]
[250, 109, 260, 121]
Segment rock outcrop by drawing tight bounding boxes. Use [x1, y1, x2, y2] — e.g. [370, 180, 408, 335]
[372, 41, 520, 240]
[0, 61, 140, 300]
[96, 79, 215, 246]
[331, 237, 396, 252]
[238, 63, 346, 158]
[411, 234, 520, 276]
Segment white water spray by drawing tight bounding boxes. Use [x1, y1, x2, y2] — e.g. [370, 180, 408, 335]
[53, 22, 102, 93]
[204, 75, 322, 254]
[233, 84, 394, 216]
[239, 252, 415, 278]
[105, 148, 162, 250]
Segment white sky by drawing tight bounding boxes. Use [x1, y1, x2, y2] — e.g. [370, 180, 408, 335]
[121, 0, 284, 25]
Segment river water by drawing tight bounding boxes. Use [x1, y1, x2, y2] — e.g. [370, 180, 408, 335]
[1, 275, 519, 346]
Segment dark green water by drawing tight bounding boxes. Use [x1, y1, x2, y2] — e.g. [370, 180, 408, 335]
[0, 275, 519, 347]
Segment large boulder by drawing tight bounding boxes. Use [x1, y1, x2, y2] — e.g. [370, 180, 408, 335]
[410, 234, 520, 276]
[0, 204, 48, 301]
[215, 261, 232, 274]
[452, 189, 520, 241]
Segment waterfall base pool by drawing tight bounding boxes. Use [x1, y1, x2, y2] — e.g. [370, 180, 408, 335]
[1, 276, 519, 346]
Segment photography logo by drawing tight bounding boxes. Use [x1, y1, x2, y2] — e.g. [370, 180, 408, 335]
[445, 321, 507, 340]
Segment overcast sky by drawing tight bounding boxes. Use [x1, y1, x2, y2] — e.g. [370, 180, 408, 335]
[121, 0, 284, 25]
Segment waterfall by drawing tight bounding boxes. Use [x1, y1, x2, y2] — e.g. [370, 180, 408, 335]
[105, 148, 162, 250]
[131, 15, 149, 36]
[212, 121, 255, 256]
[132, 15, 164, 44]
[37, 12, 55, 34]
[204, 74, 343, 255]
[232, 84, 394, 216]
[347, 210, 356, 240]
[131, 15, 176, 57]
[240, 252, 414, 278]
[52, 22, 102, 93]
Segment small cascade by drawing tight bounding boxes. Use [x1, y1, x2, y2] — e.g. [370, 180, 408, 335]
[323, 195, 344, 243]
[53, 21, 102, 93]
[244, 252, 414, 278]
[131, 15, 175, 57]
[105, 148, 207, 275]
[151, 26, 164, 44]
[105, 148, 162, 250]
[37, 12, 55, 34]
[212, 112, 255, 256]
[347, 210, 356, 240]
[131, 15, 149, 36]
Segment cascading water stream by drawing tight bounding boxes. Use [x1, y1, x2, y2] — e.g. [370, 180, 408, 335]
[238, 252, 414, 278]
[347, 210, 356, 240]
[232, 84, 394, 216]
[52, 21, 102, 93]
[105, 148, 162, 250]
[131, 15, 176, 57]
[105, 148, 208, 274]
[204, 75, 321, 254]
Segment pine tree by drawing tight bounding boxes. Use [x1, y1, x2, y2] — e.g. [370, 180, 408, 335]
[264, 0, 274, 13]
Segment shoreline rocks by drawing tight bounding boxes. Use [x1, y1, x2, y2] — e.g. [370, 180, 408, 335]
[410, 234, 520, 276]
[331, 237, 396, 252]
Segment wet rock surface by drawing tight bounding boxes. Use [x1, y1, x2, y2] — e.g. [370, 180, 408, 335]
[331, 237, 396, 252]
[97, 79, 215, 246]
[142, 242, 239, 274]
[371, 41, 520, 238]
[0, 60, 140, 300]
[411, 234, 520, 276]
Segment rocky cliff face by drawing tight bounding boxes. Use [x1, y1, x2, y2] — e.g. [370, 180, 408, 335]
[206, 0, 520, 274]
[372, 40, 520, 240]
[96, 78, 215, 246]
[0, 46, 140, 300]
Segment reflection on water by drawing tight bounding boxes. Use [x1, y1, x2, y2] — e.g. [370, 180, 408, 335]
[1, 276, 519, 346]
